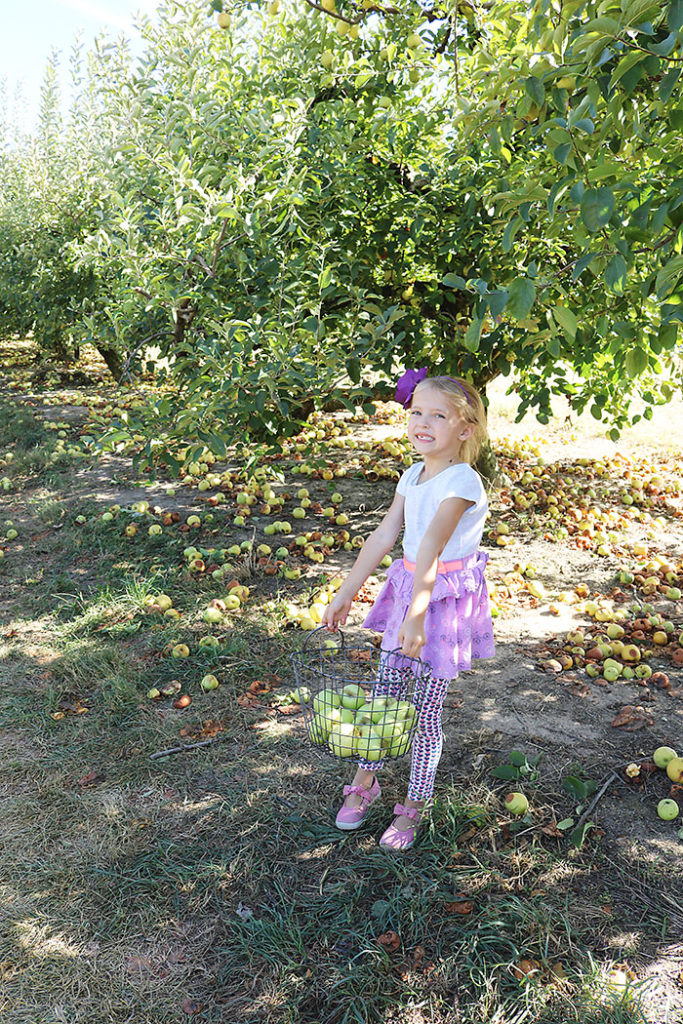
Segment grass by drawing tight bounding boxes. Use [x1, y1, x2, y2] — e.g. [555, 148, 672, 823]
[0, 388, 680, 1023]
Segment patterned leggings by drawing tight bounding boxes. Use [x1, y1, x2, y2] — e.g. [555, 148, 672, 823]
[357, 664, 452, 801]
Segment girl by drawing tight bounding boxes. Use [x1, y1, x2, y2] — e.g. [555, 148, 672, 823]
[321, 369, 495, 851]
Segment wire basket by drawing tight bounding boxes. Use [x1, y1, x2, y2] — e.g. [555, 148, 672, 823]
[290, 627, 433, 762]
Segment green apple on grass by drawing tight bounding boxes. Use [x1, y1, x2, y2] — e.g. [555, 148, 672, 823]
[198, 635, 220, 650]
[203, 607, 224, 624]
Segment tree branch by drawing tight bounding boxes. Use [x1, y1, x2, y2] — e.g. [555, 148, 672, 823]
[302, 0, 363, 24]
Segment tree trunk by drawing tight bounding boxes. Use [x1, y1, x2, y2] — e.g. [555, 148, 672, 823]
[97, 345, 125, 382]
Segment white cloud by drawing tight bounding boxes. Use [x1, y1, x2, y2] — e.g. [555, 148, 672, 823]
[56, 0, 158, 32]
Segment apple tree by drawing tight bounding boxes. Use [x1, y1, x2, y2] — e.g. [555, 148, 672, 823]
[1, 0, 681, 459]
[0, 51, 125, 378]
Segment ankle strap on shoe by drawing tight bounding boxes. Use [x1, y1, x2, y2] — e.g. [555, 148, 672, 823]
[393, 802, 421, 821]
[343, 784, 375, 804]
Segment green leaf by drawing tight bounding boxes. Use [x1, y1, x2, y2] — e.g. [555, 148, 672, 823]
[649, 31, 677, 55]
[668, 0, 683, 31]
[553, 142, 572, 165]
[442, 273, 466, 289]
[556, 817, 575, 831]
[605, 253, 627, 294]
[622, 0, 661, 27]
[563, 775, 589, 801]
[524, 76, 546, 107]
[463, 317, 483, 352]
[572, 253, 596, 280]
[506, 277, 536, 320]
[588, 162, 622, 181]
[660, 67, 682, 102]
[625, 346, 648, 376]
[509, 750, 528, 767]
[610, 51, 645, 87]
[487, 289, 509, 319]
[656, 255, 683, 297]
[574, 118, 595, 134]
[658, 322, 678, 349]
[580, 187, 615, 232]
[569, 821, 595, 850]
[346, 356, 361, 384]
[491, 764, 520, 781]
[503, 216, 524, 252]
[552, 305, 578, 338]
[582, 16, 620, 34]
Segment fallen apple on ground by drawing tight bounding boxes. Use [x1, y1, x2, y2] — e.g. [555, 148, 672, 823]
[653, 746, 677, 769]
[504, 792, 529, 816]
[657, 798, 679, 821]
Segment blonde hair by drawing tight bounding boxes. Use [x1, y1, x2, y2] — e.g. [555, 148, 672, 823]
[413, 376, 488, 466]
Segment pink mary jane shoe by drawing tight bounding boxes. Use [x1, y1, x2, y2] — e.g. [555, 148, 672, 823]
[335, 779, 381, 831]
[379, 803, 423, 851]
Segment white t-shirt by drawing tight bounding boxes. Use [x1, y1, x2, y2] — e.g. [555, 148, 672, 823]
[396, 462, 488, 561]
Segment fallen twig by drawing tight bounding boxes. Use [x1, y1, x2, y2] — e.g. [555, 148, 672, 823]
[574, 770, 620, 830]
[150, 737, 219, 759]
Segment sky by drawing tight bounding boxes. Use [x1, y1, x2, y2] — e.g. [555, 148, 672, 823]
[2, 0, 160, 131]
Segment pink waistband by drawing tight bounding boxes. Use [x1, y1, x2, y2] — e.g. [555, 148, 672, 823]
[403, 556, 468, 574]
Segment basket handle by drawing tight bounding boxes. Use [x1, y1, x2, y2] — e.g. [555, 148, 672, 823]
[301, 625, 346, 651]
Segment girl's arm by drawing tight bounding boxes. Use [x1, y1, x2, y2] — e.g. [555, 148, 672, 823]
[398, 497, 474, 658]
[322, 492, 405, 631]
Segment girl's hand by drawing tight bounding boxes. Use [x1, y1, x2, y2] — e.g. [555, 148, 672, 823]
[398, 614, 426, 658]
[321, 592, 353, 631]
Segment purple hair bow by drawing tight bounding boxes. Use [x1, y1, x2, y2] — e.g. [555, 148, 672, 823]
[394, 367, 428, 408]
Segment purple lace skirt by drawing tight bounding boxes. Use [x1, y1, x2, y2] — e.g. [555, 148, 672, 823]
[362, 552, 495, 679]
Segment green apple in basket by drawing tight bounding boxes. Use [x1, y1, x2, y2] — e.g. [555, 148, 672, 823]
[374, 714, 407, 745]
[323, 707, 344, 733]
[308, 717, 328, 744]
[395, 700, 417, 729]
[354, 707, 374, 728]
[313, 688, 341, 715]
[328, 722, 359, 757]
[368, 696, 398, 723]
[354, 724, 385, 761]
[340, 683, 367, 710]
[310, 706, 340, 741]
[386, 731, 412, 757]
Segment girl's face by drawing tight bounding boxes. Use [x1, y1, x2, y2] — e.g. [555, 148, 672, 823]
[407, 384, 473, 461]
